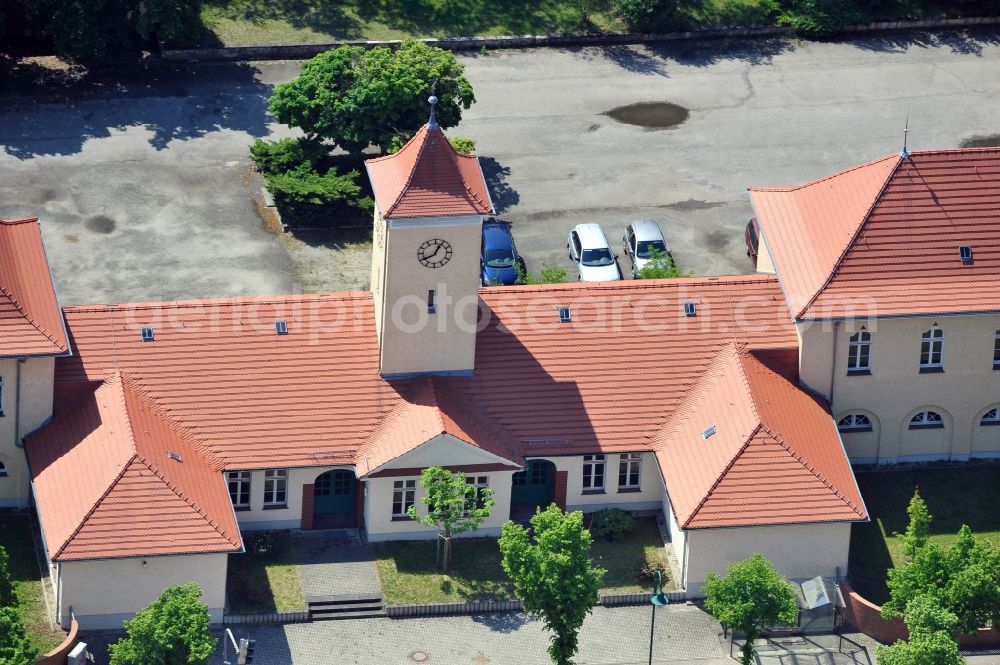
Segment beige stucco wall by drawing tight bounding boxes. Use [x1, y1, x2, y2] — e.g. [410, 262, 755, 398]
[797, 321, 836, 401]
[814, 314, 1000, 463]
[56, 553, 228, 630]
[0, 357, 55, 507]
[547, 452, 665, 511]
[234, 466, 344, 530]
[374, 215, 483, 376]
[683, 522, 853, 596]
[754, 233, 777, 274]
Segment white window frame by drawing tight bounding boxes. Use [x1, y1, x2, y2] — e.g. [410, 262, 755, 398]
[838, 414, 873, 432]
[919, 327, 944, 370]
[981, 408, 1000, 427]
[909, 411, 944, 430]
[392, 479, 416, 519]
[847, 330, 872, 373]
[618, 453, 642, 490]
[227, 470, 251, 509]
[263, 469, 288, 507]
[582, 454, 605, 492]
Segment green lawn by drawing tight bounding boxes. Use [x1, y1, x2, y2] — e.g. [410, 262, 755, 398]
[0, 513, 66, 654]
[849, 466, 1000, 605]
[373, 517, 671, 604]
[198, 0, 623, 46]
[226, 531, 306, 613]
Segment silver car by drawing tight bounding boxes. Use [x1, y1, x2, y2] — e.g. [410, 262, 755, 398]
[622, 220, 669, 277]
[567, 224, 622, 282]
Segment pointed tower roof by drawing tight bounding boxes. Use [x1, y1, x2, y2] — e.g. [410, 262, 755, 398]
[365, 124, 494, 219]
[655, 344, 867, 529]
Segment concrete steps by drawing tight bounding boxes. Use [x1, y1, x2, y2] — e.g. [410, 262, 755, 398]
[307, 594, 385, 621]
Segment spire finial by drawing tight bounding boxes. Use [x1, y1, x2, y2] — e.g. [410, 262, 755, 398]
[901, 116, 910, 158]
[427, 94, 439, 129]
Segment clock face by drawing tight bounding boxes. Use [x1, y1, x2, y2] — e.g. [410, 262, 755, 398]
[417, 239, 453, 268]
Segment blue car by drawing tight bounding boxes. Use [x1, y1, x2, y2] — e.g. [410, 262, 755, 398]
[481, 221, 526, 286]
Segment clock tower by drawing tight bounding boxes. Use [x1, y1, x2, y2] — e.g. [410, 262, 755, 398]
[365, 97, 494, 378]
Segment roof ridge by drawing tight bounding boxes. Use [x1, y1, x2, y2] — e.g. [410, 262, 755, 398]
[794, 154, 904, 319]
[481, 273, 780, 296]
[61, 290, 372, 314]
[757, 423, 866, 519]
[134, 454, 241, 548]
[749, 153, 900, 193]
[51, 452, 139, 560]
[0, 217, 41, 225]
[0, 282, 66, 351]
[384, 125, 434, 218]
[427, 376, 448, 436]
[682, 422, 764, 529]
[731, 345, 762, 421]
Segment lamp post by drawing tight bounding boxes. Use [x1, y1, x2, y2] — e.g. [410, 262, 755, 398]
[648, 570, 669, 665]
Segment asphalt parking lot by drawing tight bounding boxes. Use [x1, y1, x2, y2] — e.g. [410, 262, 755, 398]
[2, 31, 1000, 303]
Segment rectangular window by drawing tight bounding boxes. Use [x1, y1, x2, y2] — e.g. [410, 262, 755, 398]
[619, 453, 642, 490]
[994, 331, 1000, 370]
[582, 454, 605, 492]
[0, 376, 4, 416]
[920, 327, 944, 370]
[428, 290, 436, 314]
[227, 471, 251, 509]
[465, 476, 489, 512]
[847, 330, 871, 374]
[263, 469, 288, 507]
[392, 479, 416, 519]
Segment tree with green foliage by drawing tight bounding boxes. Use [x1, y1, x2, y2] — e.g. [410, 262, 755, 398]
[268, 41, 475, 154]
[0, 606, 37, 665]
[408, 466, 495, 573]
[109, 583, 215, 665]
[0, 546, 15, 607]
[876, 596, 965, 665]
[884, 524, 1000, 635]
[499, 506, 606, 665]
[703, 553, 798, 665]
[634, 248, 686, 279]
[516, 262, 568, 285]
[901, 489, 932, 559]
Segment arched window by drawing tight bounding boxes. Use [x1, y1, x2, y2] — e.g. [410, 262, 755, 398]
[981, 409, 1000, 426]
[847, 329, 871, 374]
[838, 414, 873, 432]
[909, 410, 944, 430]
[0, 461, 6, 477]
[920, 326, 944, 370]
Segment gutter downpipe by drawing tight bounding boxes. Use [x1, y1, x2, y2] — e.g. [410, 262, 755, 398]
[13, 358, 23, 447]
[829, 322, 839, 406]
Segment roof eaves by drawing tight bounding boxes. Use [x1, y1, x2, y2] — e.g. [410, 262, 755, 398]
[0, 283, 66, 353]
[794, 154, 904, 320]
[36, 218, 72, 356]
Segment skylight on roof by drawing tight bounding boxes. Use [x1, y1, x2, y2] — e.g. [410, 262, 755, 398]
[140, 327, 154, 342]
[275, 320, 288, 335]
[959, 245, 973, 263]
[684, 301, 697, 317]
[167, 451, 183, 462]
[558, 307, 571, 323]
[703, 426, 717, 440]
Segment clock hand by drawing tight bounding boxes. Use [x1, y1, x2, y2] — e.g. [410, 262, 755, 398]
[426, 245, 441, 260]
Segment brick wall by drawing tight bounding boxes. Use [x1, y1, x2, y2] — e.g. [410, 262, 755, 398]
[554, 471, 568, 510]
[354, 480, 366, 528]
[35, 619, 78, 665]
[300, 483, 314, 530]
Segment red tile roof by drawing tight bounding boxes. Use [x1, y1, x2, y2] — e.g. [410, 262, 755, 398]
[0, 218, 69, 356]
[358, 376, 521, 475]
[365, 124, 493, 219]
[656, 344, 867, 529]
[26, 374, 242, 561]
[751, 148, 1000, 320]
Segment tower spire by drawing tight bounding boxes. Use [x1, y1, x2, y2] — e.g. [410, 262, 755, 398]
[427, 94, 439, 129]
[901, 116, 910, 158]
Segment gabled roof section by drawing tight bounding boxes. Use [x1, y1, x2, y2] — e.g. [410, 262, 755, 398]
[751, 148, 1000, 320]
[656, 344, 866, 529]
[26, 374, 242, 561]
[357, 376, 520, 475]
[365, 124, 494, 219]
[0, 218, 69, 356]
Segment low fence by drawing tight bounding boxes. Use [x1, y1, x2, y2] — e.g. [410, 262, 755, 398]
[839, 581, 1000, 647]
[34, 619, 78, 665]
[161, 15, 1000, 63]
[385, 590, 688, 619]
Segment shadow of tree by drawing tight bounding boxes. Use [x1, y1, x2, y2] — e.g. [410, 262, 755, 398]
[0, 62, 275, 159]
[471, 612, 536, 633]
[564, 37, 796, 75]
[839, 27, 1000, 56]
[479, 156, 519, 214]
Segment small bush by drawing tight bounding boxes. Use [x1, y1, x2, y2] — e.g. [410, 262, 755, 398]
[778, 0, 869, 33]
[612, 0, 689, 31]
[704, 0, 781, 25]
[517, 262, 568, 284]
[448, 137, 477, 155]
[636, 548, 671, 584]
[590, 508, 635, 543]
[635, 248, 688, 279]
[265, 163, 372, 225]
[244, 531, 276, 557]
[250, 137, 328, 175]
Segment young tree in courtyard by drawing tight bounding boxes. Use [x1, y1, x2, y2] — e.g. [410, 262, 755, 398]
[109, 583, 215, 665]
[634, 248, 687, 279]
[268, 41, 475, 154]
[703, 553, 798, 665]
[0, 606, 37, 665]
[877, 596, 965, 665]
[0, 545, 15, 607]
[408, 466, 495, 573]
[901, 489, 932, 558]
[499, 506, 606, 665]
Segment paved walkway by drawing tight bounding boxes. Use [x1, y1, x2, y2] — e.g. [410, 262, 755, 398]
[291, 529, 381, 599]
[82, 604, 883, 664]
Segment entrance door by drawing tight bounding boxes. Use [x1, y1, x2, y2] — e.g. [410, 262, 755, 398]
[511, 460, 554, 507]
[313, 470, 356, 527]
